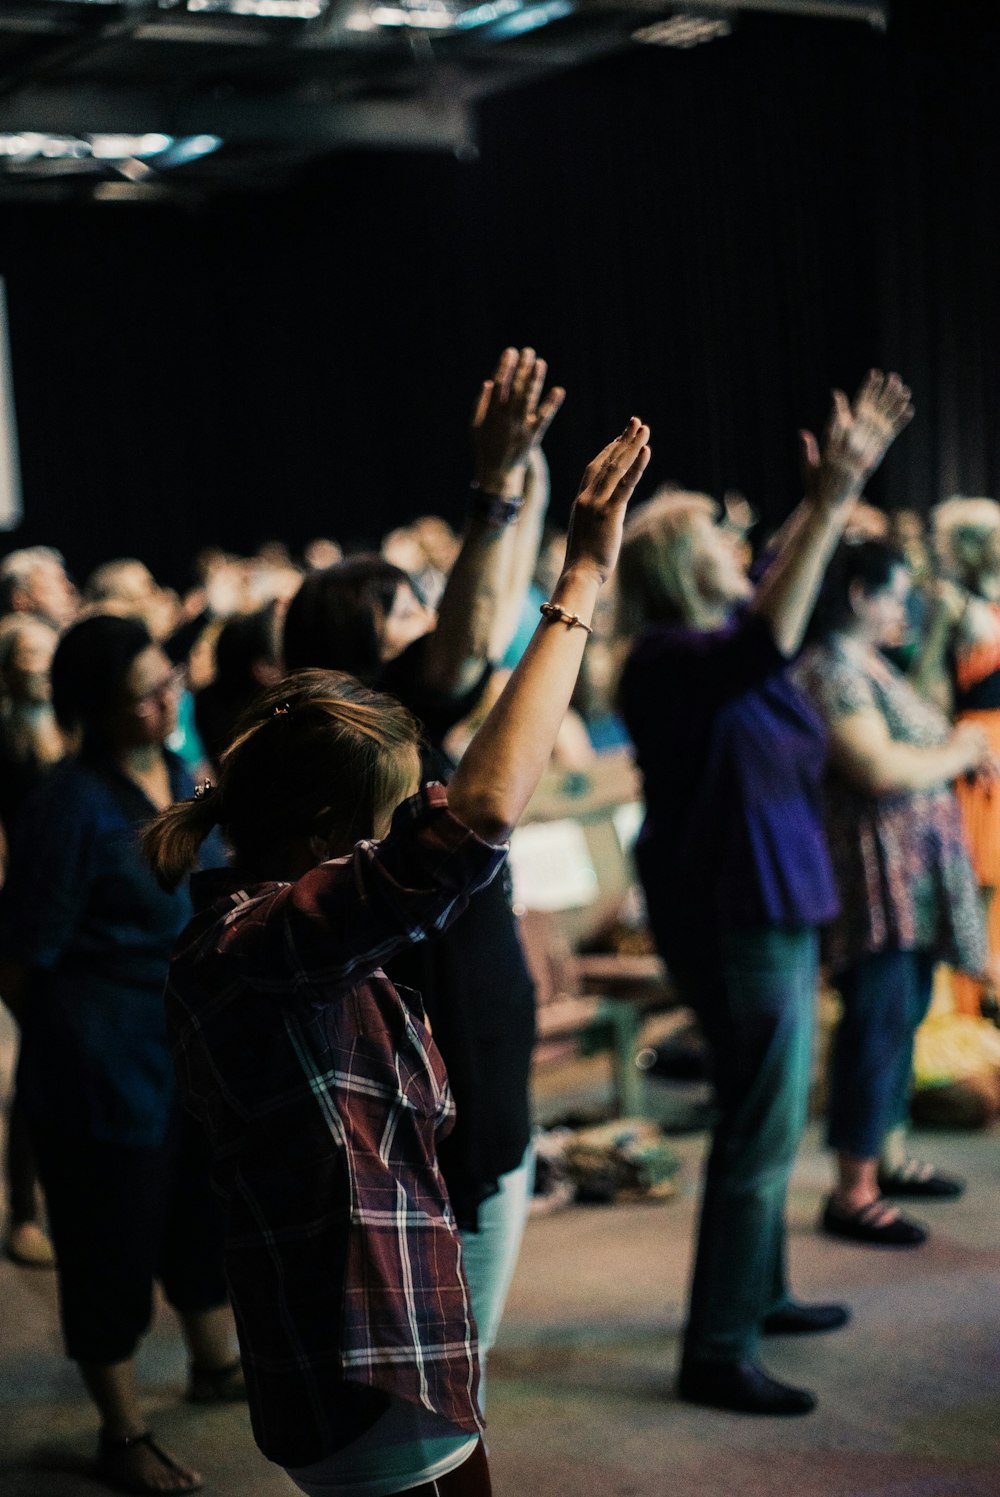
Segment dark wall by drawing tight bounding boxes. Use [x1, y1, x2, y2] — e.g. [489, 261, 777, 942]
[0, 0, 997, 588]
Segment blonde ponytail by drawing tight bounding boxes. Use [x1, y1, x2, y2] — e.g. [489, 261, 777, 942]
[143, 790, 222, 893]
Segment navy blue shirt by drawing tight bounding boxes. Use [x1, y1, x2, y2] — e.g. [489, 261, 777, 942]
[0, 752, 225, 1146]
[620, 613, 838, 956]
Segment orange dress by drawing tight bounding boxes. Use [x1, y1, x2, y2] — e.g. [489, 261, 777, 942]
[951, 610, 1000, 1013]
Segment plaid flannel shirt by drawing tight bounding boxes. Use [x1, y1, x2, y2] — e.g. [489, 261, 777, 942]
[165, 783, 506, 1467]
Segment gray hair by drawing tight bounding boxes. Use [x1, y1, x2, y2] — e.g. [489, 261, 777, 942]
[932, 496, 1000, 582]
[615, 487, 719, 639]
[0, 547, 67, 613]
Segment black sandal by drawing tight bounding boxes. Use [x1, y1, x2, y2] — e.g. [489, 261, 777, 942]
[820, 1195, 927, 1247]
[94, 1430, 203, 1496]
[878, 1159, 965, 1199]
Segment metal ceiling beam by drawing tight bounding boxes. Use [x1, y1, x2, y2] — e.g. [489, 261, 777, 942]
[0, 0, 166, 99]
[674, 0, 887, 25]
[0, 80, 475, 149]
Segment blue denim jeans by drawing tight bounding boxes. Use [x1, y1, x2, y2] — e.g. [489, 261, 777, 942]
[827, 949, 936, 1160]
[459, 1142, 535, 1413]
[672, 926, 818, 1364]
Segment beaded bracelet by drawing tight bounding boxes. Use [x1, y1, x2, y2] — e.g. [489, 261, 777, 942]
[539, 601, 594, 636]
[468, 484, 525, 529]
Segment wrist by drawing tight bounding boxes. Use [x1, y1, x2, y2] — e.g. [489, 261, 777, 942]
[474, 464, 527, 501]
[467, 484, 525, 530]
[807, 494, 859, 549]
[551, 563, 604, 605]
[813, 486, 858, 520]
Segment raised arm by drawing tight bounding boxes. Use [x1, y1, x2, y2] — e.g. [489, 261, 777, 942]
[448, 418, 651, 845]
[421, 347, 564, 697]
[753, 371, 914, 656]
[486, 446, 552, 662]
[907, 576, 966, 711]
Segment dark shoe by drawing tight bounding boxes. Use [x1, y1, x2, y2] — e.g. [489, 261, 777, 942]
[821, 1196, 927, 1247]
[678, 1357, 816, 1415]
[762, 1300, 851, 1336]
[878, 1160, 965, 1199]
[186, 1358, 247, 1404]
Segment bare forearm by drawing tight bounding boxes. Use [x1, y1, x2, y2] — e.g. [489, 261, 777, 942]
[448, 566, 600, 843]
[429, 347, 564, 695]
[841, 737, 974, 796]
[422, 511, 513, 694]
[766, 497, 812, 559]
[752, 500, 849, 656]
[756, 371, 914, 657]
[908, 600, 955, 709]
[488, 452, 550, 661]
[448, 415, 650, 840]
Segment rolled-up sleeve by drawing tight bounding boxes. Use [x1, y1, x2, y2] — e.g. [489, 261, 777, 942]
[216, 784, 506, 999]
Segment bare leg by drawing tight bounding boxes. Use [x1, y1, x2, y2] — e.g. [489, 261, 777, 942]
[4, 1094, 55, 1266]
[80, 1358, 202, 1493]
[832, 1153, 900, 1224]
[880, 1124, 908, 1173]
[80, 1357, 149, 1440]
[179, 1305, 245, 1403]
[178, 1305, 237, 1372]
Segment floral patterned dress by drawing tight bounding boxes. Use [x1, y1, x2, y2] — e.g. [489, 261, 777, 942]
[795, 639, 986, 976]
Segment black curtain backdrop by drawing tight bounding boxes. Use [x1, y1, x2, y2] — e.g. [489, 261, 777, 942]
[0, 0, 998, 588]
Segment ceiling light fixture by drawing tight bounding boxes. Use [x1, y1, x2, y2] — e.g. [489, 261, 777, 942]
[632, 13, 732, 47]
[185, 0, 326, 16]
[0, 133, 222, 167]
[349, 0, 523, 29]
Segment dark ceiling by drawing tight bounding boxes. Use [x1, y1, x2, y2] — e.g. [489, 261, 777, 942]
[0, 0, 887, 196]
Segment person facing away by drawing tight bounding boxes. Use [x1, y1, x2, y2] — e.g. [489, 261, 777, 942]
[280, 348, 563, 1412]
[141, 417, 651, 1497]
[615, 372, 914, 1418]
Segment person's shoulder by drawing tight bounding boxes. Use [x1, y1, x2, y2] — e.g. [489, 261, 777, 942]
[627, 614, 757, 667]
[4, 758, 109, 871]
[626, 621, 694, 667]
[798, 643, 877, 717]
[20, 756, 103, 815]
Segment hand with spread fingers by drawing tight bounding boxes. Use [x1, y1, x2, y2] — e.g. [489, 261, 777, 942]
[564, 417, 652, 584]
[472, 346, 565, 499]
[800, 370, 914, 513]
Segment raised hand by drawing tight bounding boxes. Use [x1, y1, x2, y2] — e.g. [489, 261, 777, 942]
[800, 370, 914, 513]
[472, 347, 565, 498]
[563, 417, 652, 584]
[448, 417, 650, 844]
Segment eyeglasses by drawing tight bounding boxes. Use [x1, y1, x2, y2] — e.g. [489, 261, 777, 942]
[124, 664, 185, 717]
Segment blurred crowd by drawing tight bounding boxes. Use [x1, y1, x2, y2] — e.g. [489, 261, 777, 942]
[3, 348, 1000, 1492]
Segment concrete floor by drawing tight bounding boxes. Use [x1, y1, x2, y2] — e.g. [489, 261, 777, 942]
[3, 1038, 1000, 1497]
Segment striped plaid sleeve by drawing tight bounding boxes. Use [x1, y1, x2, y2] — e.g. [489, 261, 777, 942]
[216, 783, 506, 998]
